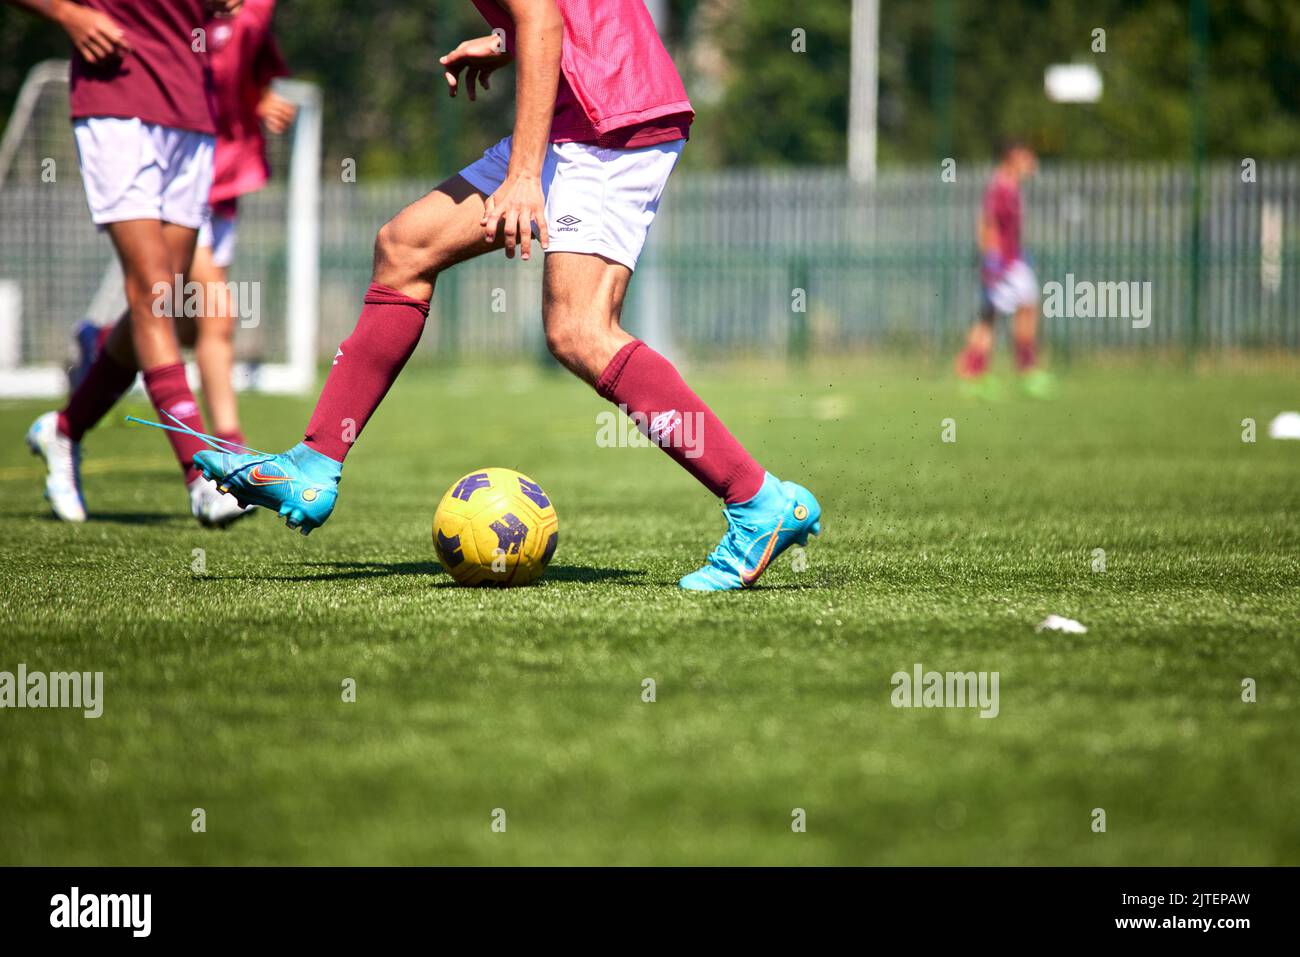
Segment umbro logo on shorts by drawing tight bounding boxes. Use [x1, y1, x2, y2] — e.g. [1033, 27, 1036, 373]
[554, 214, 582, 231]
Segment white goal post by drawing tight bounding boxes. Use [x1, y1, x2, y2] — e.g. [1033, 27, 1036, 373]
[0, 60, 321, 398]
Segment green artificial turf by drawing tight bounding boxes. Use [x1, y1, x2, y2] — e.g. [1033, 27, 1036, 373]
[1, 360, 1297, 865]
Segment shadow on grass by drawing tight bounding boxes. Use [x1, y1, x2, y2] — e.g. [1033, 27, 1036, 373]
[85, 511, 182, 526]
[216, 560, 646, 585]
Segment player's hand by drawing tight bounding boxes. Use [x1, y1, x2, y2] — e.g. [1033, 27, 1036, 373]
[257, 91, 297, 135]
[58, 5, 130, 64]
[440, 34, 514, 101]
[482, 173, 548, 260]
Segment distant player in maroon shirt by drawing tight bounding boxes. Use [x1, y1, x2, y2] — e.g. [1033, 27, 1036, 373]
[184, 0, 293, 451]
[956, 139, 1053, 398]
[13, 0, 249, 527]
[190, 0, 822, 591]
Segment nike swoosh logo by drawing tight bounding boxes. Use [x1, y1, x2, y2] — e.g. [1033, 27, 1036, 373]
[740, 519, 784, 586]
[248, 466, 292, 486]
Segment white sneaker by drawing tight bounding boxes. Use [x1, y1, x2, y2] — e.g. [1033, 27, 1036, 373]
[188, 475, 255, 528]
[26, 411, 87, 523]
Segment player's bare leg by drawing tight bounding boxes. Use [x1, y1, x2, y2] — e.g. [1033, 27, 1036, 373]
[31, 220, 212, 522]
[187, 244, 243, 442]
[1012, 303, 1037, 371]
[540, 251, 633, 385]
[118, 220, 248, 522]
[372, 175, 505, 300]
[956, 307, 995, 379]
[542, 251, 820, 589]
[59, 221, 243, 525]
[192, 176, 505, 533]
[1011, 302, 1054, 398]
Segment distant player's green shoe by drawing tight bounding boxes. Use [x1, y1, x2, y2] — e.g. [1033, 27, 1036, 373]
[679, 473, 822, 591]
[194, 443, 342, 535]
[1020, 369, 1057, 400]
[960, 375, 1006, 403]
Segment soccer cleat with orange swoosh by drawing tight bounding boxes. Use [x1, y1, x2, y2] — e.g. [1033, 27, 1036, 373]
[678, 473, 822, 591]
[193, 442, 342, 535]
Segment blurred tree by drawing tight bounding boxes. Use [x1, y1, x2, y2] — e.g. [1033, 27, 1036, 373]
[686, 0, 851, 167]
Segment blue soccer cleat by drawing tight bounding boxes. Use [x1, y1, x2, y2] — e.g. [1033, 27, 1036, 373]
[679, 472, 822, 591]
[193, 442, 342, 535]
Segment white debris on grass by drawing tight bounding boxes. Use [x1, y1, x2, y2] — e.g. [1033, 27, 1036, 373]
[1037, 614, 1088, 635]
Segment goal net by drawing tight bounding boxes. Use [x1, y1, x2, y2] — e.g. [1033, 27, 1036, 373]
[0, 60, 321, 398]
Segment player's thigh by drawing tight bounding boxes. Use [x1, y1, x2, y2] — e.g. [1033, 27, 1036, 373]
[374, 174, 503, 289]
[161, 222, 202, 337]
[161, 222, 198, 279]
[542, 252, 635, 380]
[188, 244, 233, 328]
[106, 219, 172, 307]
[543, 252, 632, 329]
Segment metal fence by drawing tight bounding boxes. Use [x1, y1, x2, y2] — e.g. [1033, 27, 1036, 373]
[317, 162, 1300, 362]
[4, 128, 1298, 374]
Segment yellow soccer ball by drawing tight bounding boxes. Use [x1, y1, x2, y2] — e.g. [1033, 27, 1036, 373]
[433, 468, 559, 586]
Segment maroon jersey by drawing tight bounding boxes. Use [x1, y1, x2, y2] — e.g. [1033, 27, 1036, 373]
[207, 0, 288, 204]
[69, 0, 216, 135]
[982, 173, 1023, 262]
[469, 0, 693, 146]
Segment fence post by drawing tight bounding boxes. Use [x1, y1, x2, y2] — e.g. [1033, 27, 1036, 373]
[1187, 0, 1209, 362]
[788, 255, 810, 363]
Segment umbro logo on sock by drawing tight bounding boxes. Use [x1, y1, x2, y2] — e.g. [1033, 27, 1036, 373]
[648, 410, 681, 441]
[333, 347, 343, 366]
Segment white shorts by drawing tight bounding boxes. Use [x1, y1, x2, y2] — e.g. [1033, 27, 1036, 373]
[987, 259, 1039, 314]
[459, 136, 684, 271]
[73, 117, 214, 230]
[198, 212, 238, 268]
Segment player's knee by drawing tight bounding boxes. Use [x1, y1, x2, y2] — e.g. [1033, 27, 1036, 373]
[374, 221, 421, 285]
[544, 318, 585, 372]
[374, 218, 448, 288]
[373, 221, 404, 273]
[199, 314, 235, 346]
[124, 271, 174, 320]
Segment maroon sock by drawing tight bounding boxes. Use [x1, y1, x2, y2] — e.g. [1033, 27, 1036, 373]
[215, 428, 246, 449]
[596, 340, 765, 504]
[959, 348, 990, 378]
[142, 363, 208, 483]
[303, 283, 429, 463]
[1015, 339, 1037, 372]
[58, 350, 137, 441]
[94, 325, 112, 353]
